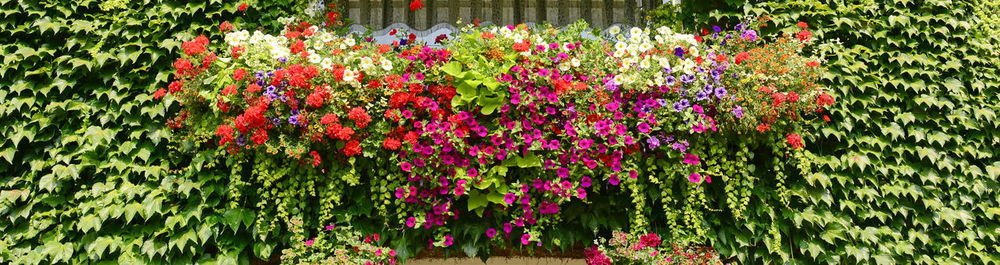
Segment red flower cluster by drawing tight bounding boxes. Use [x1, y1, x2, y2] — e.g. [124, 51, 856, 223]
[735, 51, 749, 64]
[816, 93, 835, 106]
[348, 107, 371, 128]
[796, 30, 812, 42]
[217, 124, 235, 145]
[234, 68, 247, 81]
[219, 21, 234, 32]
[638, 233, 661, 248]
[786, 133, 804, 149]
[306, 86, 330, 108]
[326, 123, 355, 141]
[584, 246, 611, 265]
[343, 140, 362, 156]
[409, 0, 424, 11]
[181, 35, 210, 56]
[309, 150, 322, 167]
[234, 102, 269, 134]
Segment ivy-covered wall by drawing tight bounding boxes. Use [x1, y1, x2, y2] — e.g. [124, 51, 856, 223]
[699, 0, 1000, 263]
[0, 1, 312, 264]
[3, 0, 998, 264]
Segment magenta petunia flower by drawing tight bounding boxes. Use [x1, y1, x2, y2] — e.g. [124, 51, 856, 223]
[400, 162, 412, 172]
[304, 238, 315, 246]
[443, 235, 454, 246]
[486, 228, 497, 238]
[688, 172, 702, 183]
[682, 153, 700, 165]
[503, 193, 517, 204]
[638, 123, 651, 133]
[520, 233, 531, 245]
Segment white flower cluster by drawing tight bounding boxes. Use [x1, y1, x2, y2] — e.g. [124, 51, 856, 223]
[606, 26, 702, 87]
[222, 26, 397, 88]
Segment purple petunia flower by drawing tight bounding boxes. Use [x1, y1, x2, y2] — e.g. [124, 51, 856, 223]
[680, 74, 695, 83]
[742, 29, 758, 41]
[732, 105, 744, 118]
[695, 91, 709, 101]
[674, 47, 685, 58]
[647, 137, 660, 148]
[714, 86, 728, 99]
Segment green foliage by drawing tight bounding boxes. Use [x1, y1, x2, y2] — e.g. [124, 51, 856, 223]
[684, 0, 1000, 263]
[0, 0, 311, 264]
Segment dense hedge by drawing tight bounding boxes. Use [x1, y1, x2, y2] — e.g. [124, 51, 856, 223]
[699, 0, 1000, 263]
[0, 1, 313, 264]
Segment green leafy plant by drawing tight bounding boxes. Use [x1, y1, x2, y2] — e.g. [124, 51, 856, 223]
[0, 1, 318, 264]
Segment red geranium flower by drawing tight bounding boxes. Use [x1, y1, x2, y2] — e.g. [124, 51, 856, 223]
[816, 93, 835, 106]
[219, 21, 234, 32]
[309, 151, 321, 167]
[735, 52, 749, 64]
[320, 114, 339, 125]
[348, 107, 371, 128]
[168, 80, 184, 93]
[246, 83, 261, 93]
[153, 88, 167, 100]
[786, 133, 804, 149]
[173, 58, 193, 76]
[342, 140, 362, 156]
[383, 137, 402, 150]
[234, 68, 247, 81]
[216, 125, 235, 145]
[238, 3, 248, 12]
[409, 0, 424, 11]
[221, 84, 238, 96]
[796, 30, 812, 42]
[230, 46, 245, 59]
[251, 129, 269, 144]
[787, 91, 800, 102]
[181, 35, 210, 56]
[797, 21, 809, 29]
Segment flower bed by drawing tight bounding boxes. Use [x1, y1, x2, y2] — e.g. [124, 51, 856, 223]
[158, 17, 829, 263]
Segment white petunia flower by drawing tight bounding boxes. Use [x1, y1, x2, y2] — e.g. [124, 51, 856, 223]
[630, 27, 642, 37]
[608, 26, 621, 35]
[380, 59, 393, 71]
[614, 41, 628, 51]
[343, 69, 357, 82]
[320, 58, 333, 70]
[658, 57, 671, 69]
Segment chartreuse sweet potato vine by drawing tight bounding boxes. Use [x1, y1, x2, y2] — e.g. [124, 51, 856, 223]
[158, 15, 829, 263]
